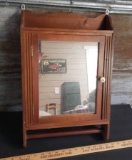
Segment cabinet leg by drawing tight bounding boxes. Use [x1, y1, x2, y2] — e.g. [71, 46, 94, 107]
[23, 129, 27, 148]
[102, 124, 110, 140]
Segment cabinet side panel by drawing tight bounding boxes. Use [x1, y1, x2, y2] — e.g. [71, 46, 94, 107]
[21, 31, 33, 127]
[107, 36, 113, 120]
[102, 35, 113, 120]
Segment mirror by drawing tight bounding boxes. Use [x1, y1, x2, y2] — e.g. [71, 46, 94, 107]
[38, 41, 98, 117]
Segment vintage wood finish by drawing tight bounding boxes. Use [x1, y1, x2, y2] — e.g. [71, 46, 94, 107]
[27, 128, 102, 139]
[21, 32, 33, 147]
[23, 11, 106, 30]
[101, 36, 113, 139]
[21, 11, 113, 147]
[32, 34, 39, 125]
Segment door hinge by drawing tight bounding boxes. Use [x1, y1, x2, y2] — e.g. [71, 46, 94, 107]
[31, 45, 33, 56]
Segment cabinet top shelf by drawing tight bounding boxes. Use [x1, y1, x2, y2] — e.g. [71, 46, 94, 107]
[21, 10, 113, 31]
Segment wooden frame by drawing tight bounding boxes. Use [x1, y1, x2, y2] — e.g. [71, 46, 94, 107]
[21, 11, 113, 147]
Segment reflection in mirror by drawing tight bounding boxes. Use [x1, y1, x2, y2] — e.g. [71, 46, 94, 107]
[38, 41, 98, 117]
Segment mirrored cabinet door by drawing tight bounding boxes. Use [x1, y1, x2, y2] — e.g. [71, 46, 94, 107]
[32, 34, 105, 123]
[38, 41, 98, 117]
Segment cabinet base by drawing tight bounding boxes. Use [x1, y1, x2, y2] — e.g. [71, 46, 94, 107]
[23, 125, 109, 147]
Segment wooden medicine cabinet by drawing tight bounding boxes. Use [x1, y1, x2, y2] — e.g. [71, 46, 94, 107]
[21, 10, 113, 147]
